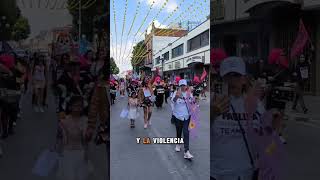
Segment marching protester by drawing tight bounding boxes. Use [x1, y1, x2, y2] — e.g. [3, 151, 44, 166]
[171, 79, 194, 159]
[211, 56, 284, 180]
[119, 78, 126, 97]
[31, 55, 48, 112]
[138, 77, 154, 129]
[292, 54, 309, 114]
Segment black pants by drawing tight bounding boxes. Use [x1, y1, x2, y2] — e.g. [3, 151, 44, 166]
[174, 116, 190, 152]
[0, 100, 18, 137]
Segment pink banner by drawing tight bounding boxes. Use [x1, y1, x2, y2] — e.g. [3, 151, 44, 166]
[290, 19, 310, 59]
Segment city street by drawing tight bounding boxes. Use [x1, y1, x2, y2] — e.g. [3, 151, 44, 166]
[284, 99, 320, 179]
[110, 94, 210, 180]
[0, 85, 107, 180]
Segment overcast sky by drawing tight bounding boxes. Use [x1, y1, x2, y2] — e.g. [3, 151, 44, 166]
[18, 1, 72, 38]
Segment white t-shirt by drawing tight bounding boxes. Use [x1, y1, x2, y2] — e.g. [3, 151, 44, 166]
[211, 95, 265, 176]
[171, 91, 193, 121]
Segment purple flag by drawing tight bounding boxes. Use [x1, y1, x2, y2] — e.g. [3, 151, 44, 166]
[245, 85, 286, 180]
[185, 93, 200, 138]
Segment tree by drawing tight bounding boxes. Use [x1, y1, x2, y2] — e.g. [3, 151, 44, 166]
[12, 16, 30, 41]
[67, 0, 106, 42]
[110, 57, 120, 74]
[131, 40, 146, 66]
[0, 0, 20, 41]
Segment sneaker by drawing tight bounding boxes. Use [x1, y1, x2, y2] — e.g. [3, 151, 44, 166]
[303, 108, 308, 114]
[13, 122, 17, 127]
[279, 135, 287, 144]
[184, 151, 194, 159]
[144, 124, 148, 129]
[39, 107, 45, 113]
[148, 120, 151, 126]
[175, 145, 181, 152]
[33, 106, 39, 112]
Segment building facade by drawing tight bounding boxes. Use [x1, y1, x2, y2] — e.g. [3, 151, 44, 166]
[143, 22, 188, 75]
[212, 0, 320, 95]
[153, 19, 210, 81]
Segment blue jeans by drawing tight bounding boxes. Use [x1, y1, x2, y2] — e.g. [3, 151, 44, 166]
[174, 116, 190, 152]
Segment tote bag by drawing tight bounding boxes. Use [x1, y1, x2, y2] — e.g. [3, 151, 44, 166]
[32, 149, 59, 177]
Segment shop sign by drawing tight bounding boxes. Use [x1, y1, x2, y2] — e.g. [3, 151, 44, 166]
[175, 61, 181, 69]
[186, 55, 204, 65]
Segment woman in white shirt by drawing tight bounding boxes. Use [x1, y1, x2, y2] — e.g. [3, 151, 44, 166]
[171, 79, 194, 159]
[210, 57, 284, 180]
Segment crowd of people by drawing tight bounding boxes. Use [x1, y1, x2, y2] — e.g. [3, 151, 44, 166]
[116, 71, 208, 160]
[0, 46, 109, 179]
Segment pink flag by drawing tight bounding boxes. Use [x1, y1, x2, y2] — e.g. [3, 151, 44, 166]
[200, 68, 207, 82]
[245, 85, 285, 180]
[0, 54, 15, 69]
[290, 19, 310, 59]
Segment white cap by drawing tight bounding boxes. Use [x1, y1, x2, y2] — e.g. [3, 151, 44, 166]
[220, 56, 246, 77]
[179, 79, 187, 86]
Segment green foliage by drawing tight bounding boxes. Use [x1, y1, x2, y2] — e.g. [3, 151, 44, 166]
[12, 16, 30, 41]
[131, 41, 145, 66]
[67, 0, 106, 41]
[110, 57, 120, 74]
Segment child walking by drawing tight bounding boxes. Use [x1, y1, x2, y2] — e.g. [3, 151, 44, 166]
[128, 91, 139, 128]
[55, 96, 92, 180]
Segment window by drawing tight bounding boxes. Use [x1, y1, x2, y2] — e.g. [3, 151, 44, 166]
[163, 51, 169, 61]
[172, 44, 184, 58]
[156, 56, 160, 64]
[187, 30, 209, 52]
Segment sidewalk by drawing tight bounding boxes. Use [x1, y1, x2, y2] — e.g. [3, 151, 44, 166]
[285, 95, 320, 123]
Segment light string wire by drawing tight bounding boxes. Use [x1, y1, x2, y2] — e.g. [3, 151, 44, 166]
[131, 0, 200, 63]
[120, 0, 142, 64]
[124, 0, 186, 65]
[112, 0, 118, 63]
[126, 0, 171, 65]
[118, 0, 129, 64]
[132, 0, 208, 65]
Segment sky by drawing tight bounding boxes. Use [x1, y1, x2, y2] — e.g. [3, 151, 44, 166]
[111, 0, 210, 73]
[17, 0, 73, 38]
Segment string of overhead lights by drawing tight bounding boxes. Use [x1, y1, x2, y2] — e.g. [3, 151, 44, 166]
[118, 0, 129, 64]
[131, 0, 201, 63]
[120, 0, 142, 64]
[112, 0, 118, 63]
[132, 0, 208, 64]
[120, 0, 170, 64]
[123, 0, 187, 64]
[17, 0, 97, 10]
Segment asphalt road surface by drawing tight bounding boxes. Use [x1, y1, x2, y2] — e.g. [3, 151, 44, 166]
[0, 87, 106, 180]
[110, 95, 210, 180]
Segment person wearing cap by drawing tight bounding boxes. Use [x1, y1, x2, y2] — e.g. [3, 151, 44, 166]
[211, 57, 266, 180]
[171, 79, 194, 159]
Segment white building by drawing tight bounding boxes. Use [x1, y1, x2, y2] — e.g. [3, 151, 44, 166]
[152, 19, 210, 80]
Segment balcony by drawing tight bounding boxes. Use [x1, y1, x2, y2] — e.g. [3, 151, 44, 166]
[212, 1, 225, 20]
